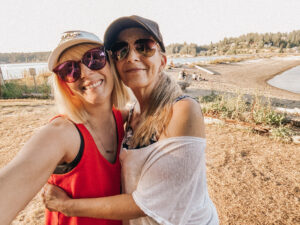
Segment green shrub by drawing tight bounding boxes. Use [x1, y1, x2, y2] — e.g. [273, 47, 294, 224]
[200, 92, 293, 142]
[270, 126, 293, 142]
[1, 82, 25, 98]
[0, 81, 51, 99]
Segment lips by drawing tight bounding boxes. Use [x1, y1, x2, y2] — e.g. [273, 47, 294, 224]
[124, 68, 146, 73]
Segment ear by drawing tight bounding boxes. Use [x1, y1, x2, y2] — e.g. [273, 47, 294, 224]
[160, 54, 167, 69]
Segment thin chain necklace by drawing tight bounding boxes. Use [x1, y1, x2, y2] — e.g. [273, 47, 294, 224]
[86, 118, 116, 154]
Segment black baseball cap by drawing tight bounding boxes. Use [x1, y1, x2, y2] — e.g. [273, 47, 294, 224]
[104, 15, 165, 52]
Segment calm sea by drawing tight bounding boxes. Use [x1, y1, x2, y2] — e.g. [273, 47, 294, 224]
[267, 65, 300, 94]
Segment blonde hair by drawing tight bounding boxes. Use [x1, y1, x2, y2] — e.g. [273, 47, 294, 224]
[110, 50, 182, 147]
[131, 72, 182, 147]
[52, 43, 129, 123]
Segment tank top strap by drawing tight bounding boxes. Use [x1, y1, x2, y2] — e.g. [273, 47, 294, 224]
[112, 107, 124, 148]
[174, 95, 199, 103]
[127, 102, 136, 125]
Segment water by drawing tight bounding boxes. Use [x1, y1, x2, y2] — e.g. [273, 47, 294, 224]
[1, 59, 299, 94]
[0, 56, 229, 80]
[268, 66, 300, 94]
[0, 62, 48, 80]
[167, 55, 239, 64]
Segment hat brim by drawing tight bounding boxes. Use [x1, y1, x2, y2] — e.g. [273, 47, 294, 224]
[104, 17, 159, 51]
[48, 38, 103, 71]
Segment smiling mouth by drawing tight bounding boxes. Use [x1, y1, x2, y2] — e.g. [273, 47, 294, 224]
[83, 80, 103, 90]
[125, 68, 146, 72]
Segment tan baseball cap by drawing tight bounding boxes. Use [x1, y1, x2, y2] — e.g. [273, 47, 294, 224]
[48, 30, 103, 71]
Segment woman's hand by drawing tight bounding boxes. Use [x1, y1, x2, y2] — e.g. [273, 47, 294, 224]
[42, 183, 71, 215]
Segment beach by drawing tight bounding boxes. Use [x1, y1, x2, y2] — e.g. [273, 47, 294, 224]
[1, 57, 300, 224]
[168, 57, 300, 106]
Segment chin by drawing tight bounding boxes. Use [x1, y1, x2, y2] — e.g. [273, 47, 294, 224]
[126, 79, 150, 89]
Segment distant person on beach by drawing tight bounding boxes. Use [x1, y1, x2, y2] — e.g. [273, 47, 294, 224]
[0, 30, 128, 225]
[43, 15, 219, 225]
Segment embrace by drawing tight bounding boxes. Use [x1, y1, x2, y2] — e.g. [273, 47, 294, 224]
[0, 15, 219, 225]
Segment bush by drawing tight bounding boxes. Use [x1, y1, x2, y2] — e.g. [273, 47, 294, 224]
[0, 81, 51, 99]
[200, 93, 293, 142]
[270, 126, 293, 143]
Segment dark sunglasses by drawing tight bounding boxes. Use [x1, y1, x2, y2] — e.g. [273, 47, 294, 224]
[110, 38, 158, 61]
[53, 47, 107, 83]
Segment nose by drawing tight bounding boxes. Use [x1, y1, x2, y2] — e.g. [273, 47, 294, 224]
[80, 63, 93, 79]
[126, 45, 140, 62]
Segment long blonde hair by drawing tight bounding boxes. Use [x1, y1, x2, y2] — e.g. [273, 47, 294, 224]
[110, 49, 182, 147]
[52, 43, 129, 123]
[131, 71, 182, 147]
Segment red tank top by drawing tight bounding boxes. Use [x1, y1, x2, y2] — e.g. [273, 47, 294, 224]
[45, 108, 123, 225]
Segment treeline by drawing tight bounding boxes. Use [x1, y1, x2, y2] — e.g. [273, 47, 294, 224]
[2, 30, 300, 64]
[0, 52, 50, 64]
[166, 30, 300, 56]
[166, 42, 208, 56]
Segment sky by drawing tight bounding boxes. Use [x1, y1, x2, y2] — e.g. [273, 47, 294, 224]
[0, 0, 300, 53]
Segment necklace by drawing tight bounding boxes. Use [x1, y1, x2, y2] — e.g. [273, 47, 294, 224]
[86, 118, 116, 155]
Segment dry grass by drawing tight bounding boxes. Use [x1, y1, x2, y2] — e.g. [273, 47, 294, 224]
[0, 99, 299, 224]
[206, 124, 300, 224]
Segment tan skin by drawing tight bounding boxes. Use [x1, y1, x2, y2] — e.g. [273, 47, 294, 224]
[0, 44, 121, 225]
[43, 28, 205, 220]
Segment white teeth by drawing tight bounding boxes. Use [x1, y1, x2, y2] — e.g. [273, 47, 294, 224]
[86, 80, 103, 90]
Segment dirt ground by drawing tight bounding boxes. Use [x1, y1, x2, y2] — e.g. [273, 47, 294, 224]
[0, 99, 299, 225]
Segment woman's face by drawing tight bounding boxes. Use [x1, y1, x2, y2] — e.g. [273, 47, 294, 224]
[114, 27, 166, 90]
[59, 44, 114, 105]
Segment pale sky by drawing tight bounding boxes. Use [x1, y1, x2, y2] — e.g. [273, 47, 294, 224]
[0, 0, 300, 53]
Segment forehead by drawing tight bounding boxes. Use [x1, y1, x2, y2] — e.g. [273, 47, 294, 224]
[117, 27, 153, 42]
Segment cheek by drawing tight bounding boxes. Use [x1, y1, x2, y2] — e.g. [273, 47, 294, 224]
[66, 83, 77, 92]
[116, 63, 126, 80]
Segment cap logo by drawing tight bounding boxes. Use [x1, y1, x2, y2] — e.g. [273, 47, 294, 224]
[60, 31, 81, 43]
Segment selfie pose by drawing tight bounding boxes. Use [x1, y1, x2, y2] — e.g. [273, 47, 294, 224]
[0, 30, 128, 225]
[43, 16, 219, 225]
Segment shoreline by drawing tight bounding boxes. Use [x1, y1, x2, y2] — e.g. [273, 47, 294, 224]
[265, 65, 299, 95]
[167, 57, 300, 104]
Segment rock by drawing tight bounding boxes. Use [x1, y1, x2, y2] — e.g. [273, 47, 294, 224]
[291, 136, 300, 144]
[204, 117, 224, 125]
[177, 81, 190, 91]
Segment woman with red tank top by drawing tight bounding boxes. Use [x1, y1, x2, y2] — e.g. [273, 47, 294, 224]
[0, 31, 129, 225]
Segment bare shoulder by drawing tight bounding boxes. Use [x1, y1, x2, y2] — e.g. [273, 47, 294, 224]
[47, 116, 77, 134]
[173, 97, 203, 119]
[38, 117, 81, 163]
[162, 98, 205, 139]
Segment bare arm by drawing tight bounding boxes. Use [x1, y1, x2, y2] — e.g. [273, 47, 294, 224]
[43, 184, 145, 220]
[0, 118, 78, 225]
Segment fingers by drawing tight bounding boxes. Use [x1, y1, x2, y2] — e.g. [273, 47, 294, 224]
[42, 183, 54, 210]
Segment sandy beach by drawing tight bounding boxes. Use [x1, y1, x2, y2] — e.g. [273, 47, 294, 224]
[168, 57, 300, 107]
[1, 57, 299, 224]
